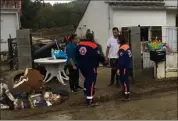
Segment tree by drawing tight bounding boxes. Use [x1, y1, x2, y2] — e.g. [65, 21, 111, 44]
[20, 0, 90, 29]
[20, 0, 41, 29]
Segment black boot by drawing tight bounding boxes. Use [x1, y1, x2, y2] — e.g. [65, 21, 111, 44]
[108, 68, 116, 86]
[87, 100, 99, 107]
[77, 86, 83, 90]
[122, 93, 130, 101]
[116, 75, 120, 88]
[108, 83, 113, 86]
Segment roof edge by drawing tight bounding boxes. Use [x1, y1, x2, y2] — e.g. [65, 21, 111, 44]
[0, 8, 19, 11]
[75, 0, 90, 32]
[105, 0, 164, 3]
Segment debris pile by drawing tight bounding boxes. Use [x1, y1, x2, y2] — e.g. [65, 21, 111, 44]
[32, 36, 53, 45]
[0, 68, 66, 110]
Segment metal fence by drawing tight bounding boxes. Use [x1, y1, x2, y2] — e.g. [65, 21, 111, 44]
[122, 26, 178, 80]
[1, 33, 33, 71]
[163, 27, 178, 78]
[8, 38, 18, 70]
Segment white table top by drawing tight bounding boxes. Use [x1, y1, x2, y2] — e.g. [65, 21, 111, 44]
[34, 57, 67, 64]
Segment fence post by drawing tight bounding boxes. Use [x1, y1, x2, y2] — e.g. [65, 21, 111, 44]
[16, 29, 32, 69]
[130, 27, 142, 82]
[8, 38, 13, 70]
[30, 33, 34, 68]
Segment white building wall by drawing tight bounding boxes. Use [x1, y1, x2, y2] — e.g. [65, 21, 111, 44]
[112, 9, 167, 29]
[166, 10, 176, 26]
[76, 2, 177, 56]
[76, 1, 109, 53]
[0, 9, 20, 52]
[165, 0, 177, 7]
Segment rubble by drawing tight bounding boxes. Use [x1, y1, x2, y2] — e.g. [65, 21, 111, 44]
[12, 68, 44, 93]
[32, 36, 53, 45]
[0, 68, 64, 111]
[0, 104, 9, 109]
[29, 93, 47, 108]
[44, 92, 61, 105]
[0, 83, 16, 110]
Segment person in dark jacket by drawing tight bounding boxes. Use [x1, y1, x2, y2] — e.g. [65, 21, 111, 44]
[75, 32, 106, 106]
[66, 34, 82, 92]
[79, 33, 107, 87]
[117, 34, 132, 100]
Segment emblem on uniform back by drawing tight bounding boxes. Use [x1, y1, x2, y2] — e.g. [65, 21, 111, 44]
[120, 52, 123, 56]
[79, 47, 87, 55]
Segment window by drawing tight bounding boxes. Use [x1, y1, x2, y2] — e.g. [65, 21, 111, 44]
[150, 26, 162, 40]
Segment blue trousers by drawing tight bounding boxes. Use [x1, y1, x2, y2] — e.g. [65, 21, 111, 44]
[119, 68, 130, 95]
[81, 68, 97, 105]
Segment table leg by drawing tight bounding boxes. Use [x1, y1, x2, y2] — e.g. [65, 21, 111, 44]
[57, 71, 66, 85]
[61, 70, 69, 80]
[45, 74, 55, 83]
[43, 71, 49, 82]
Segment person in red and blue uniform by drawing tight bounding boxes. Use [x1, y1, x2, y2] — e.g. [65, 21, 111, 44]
[75, 32, 106, 106]
[117, 34, 132, 100]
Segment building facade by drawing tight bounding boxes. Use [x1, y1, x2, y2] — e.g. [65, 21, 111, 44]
[0, 0, 21, 52]
[76, 0, 177, 53]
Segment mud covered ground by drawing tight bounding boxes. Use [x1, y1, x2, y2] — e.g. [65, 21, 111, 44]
[1, 67, 177, 120]
[21, 91, 178, 120]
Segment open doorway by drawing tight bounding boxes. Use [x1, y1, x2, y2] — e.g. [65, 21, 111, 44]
[150, 26, 162, 40]
[121, 27, 130, 40]
[122, 26, 149, 42]
[140, 27, 149, 41]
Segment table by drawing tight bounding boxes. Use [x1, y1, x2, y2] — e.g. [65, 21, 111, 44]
[34, 58, 69, 85]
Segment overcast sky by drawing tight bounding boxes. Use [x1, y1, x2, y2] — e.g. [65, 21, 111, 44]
[44, 0, 72, 5]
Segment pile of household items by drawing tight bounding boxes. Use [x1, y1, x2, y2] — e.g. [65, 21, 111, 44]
[0, 68, 68, 110]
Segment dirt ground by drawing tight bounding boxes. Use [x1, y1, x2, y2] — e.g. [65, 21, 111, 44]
[1, 67, 177, 120]
[21, 91, 178, 120]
